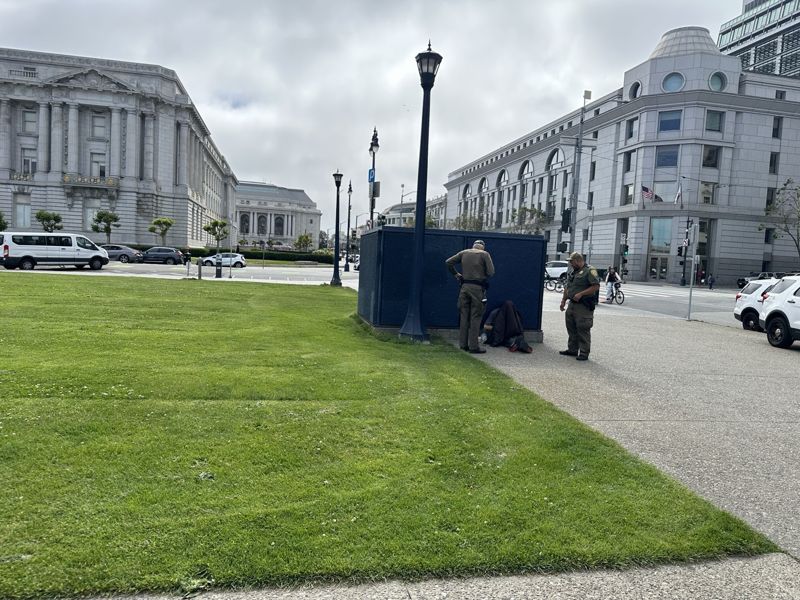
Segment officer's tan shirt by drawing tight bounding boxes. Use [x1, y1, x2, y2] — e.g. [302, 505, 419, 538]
[566, 264, 600, 297]
[445, 248, 495, 282]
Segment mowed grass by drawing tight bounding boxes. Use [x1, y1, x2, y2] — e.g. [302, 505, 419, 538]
[0, 274, 776, 598]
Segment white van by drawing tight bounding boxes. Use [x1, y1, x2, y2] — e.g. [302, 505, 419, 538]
[1, 232, 109, 271]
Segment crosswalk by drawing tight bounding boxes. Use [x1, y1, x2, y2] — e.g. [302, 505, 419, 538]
[614, 284, 730, 299]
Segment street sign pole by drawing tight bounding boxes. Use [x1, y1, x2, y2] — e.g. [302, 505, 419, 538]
[687, 223, 700, 320]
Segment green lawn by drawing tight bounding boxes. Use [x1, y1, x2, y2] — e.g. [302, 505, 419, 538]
[0, 274, 776, 598]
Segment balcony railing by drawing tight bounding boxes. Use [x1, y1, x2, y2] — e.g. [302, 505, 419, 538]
[62, 174, 120, 188]
[8, 69, 38, 79]
[10, 171, 34, 181]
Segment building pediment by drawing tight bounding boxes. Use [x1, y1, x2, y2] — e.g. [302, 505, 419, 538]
[44, 68, 134, 92]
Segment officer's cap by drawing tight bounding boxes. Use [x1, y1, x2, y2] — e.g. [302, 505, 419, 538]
[568, 251, 584, 261]
[473, 240, 485, 248]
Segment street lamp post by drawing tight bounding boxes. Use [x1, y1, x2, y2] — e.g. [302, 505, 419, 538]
[399, 185, 416, 226]
[569, 90, 591, 255]
[331, 171, 343, 287]
[369, 128, 379, 226]
[344, 181, 352, 271]
[399, 42, 442, 342]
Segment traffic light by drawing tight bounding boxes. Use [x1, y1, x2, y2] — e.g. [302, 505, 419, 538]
[622, 257, 628, 264]
[677, 246, 683, 257]
[376, 214, 386, 226]
[561, 209, 571, 232]
[557, 241, 568, 252]
[622, 244, 629, 256]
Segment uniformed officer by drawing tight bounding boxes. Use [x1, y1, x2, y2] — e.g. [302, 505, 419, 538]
[446, 240, 495, 354]
[559, 251, 600, 361]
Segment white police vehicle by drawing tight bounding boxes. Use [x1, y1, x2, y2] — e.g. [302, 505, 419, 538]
[1, 231, 109, 270]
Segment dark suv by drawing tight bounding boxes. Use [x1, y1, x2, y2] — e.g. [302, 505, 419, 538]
[142, 247, 184, 265]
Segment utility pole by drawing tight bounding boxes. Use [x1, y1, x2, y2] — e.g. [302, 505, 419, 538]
[680, 214, 691, 286]
[569, 90, 591, 255]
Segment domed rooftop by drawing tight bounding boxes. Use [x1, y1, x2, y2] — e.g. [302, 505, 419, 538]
[649, 26, 721, 59]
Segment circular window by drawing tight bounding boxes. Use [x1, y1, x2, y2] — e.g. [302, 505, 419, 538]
[662, 72, 685, 92]
[709, 72, 727, 91]
[629, 81, 641, 99]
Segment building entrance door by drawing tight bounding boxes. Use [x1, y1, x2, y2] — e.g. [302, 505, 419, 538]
[649, 256, 668, 280]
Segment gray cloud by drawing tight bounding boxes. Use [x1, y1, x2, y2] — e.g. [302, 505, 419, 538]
[0, 0, 737, 230]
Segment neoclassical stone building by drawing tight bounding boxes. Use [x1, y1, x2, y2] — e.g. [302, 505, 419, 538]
[444, 27, 800, 284]
[0, 47, 236, 247]
[234, 181, 321, 249]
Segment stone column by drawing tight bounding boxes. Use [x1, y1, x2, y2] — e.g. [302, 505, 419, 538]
[0, 99, 11, 175]
[49, 103, 63, 176]
[37, 102, 50, 174]
[177, 121, 189, 186]
[67, 103, 79, 173]
[110, 108, 121, 177]
[124, 109, 138, 179]
[143, 113, 154, 181]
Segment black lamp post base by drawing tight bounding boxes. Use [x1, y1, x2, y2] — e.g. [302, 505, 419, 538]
[330, 278, 342, 287]
[344, 264, 350, 272]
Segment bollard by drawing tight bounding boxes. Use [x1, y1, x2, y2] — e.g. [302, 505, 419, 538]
[215, 259, 222, 279]
[197, 258, 202, 280]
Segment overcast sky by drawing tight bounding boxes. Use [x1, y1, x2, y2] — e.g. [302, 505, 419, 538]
[0, 0, 742, 232]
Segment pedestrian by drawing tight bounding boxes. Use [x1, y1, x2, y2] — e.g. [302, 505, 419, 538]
[708, 273, 715, 290]
[446, 239, 495, 354]
[559, 252, 600, 361]
[604, 266, 620, 303]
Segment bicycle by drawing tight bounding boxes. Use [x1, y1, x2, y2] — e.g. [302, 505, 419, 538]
[611, 281, 625, 304]
[544, 276, 565, 293]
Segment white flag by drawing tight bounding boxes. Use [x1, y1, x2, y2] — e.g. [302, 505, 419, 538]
[674, 182, 682, 205]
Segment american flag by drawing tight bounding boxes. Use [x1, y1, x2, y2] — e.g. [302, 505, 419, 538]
[641, 185, 654, 200]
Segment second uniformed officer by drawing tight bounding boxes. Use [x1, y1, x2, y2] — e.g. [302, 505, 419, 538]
[559, 251, 600, 361]
[446, 240, 495, 353]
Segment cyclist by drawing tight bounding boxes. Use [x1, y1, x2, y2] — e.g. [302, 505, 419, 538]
[604, 266, 621, 303]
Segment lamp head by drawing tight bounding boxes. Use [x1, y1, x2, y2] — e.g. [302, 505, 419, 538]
[369, 127, 379, 156]
[333, 170, 343, 188]
[416, 41, 443, 87]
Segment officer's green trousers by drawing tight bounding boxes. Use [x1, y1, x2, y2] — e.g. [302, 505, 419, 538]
[565, 301, 594, 356]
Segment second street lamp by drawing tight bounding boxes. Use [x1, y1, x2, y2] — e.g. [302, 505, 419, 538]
[344, 180, 352, 272]
[399, 42, 442, 342]
[369, 128, 379, 226]
[331, 171, 343, 287]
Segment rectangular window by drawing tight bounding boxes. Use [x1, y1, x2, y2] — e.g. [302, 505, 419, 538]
[592, 130, 598, 139]
[766, 187, 776, 209]
[700, 182, 716, 204]
[772, 116, 782, 139]
[13, 194, 31, 228]
[22, 110, 37, 133]
[775, 90, 786, 100]
[582, 228, 589, 241]
[769, 151, 779, 174]
[587, 191, 594, 210]
[623, 150, 634, 173]
[655, 145, 679, 168]
[92, 114, 106, 138]
[90, 152, 107, 177]
[622, 183, 634, 205]
[658, 110, 682, 132]
[589, 161, 596, 181]
[702, 146, 721, 168]
[562, 172, 568, 189]
[21, 148, 37, 175]
[625, 117, 638, 140]
[706, 110, 725, 132]
[594, 108, 600, 117]
[764, 228, 775, 244]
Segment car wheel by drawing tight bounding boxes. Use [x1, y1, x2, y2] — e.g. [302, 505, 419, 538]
[741, 311, 760, 332]
[165, 258, 176, 265]
[89, 258, 103, 270]
[234, 262, 244, 268]
[766, 316, 793, 348]
[20, 258, 35, 270]
[204, 261, 213, 266]
[119, 255, 130, 263]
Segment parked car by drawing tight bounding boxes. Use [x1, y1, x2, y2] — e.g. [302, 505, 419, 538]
[201, 252, 247, 268]
[545, 260, 569, 280]
[758, 275, 800, 348]
[1, 231, 108, 270]
[733, 278, 778, 331]
[142, 247, 184, 265]
[736, 271, 785, 289]
[101, 244, 143, 263]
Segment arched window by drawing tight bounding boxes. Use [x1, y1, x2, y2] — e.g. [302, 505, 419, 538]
[274, 216, 284, 237]
[518, 160, 533, 201]
[545, 148, 564, 171]
[462, 184, 471, 199]
[240, 213, 250, 235]
[257, 215, 267, 235]
[478, 178, 488, 195]
[496, 170, 508, 188]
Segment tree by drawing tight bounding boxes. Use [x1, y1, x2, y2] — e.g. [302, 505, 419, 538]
[761, 178, 800, 266]
[91, 210, 121, 244]
[295, 232, 313, 252]
[203, 219, 229, 257]
[148, 217, 174, 245]
[508, 206, 551, 235]
[451, 214, 483, 231]
[318, 230, 329, 249]
[35, 210, 63, 232]
[0, 211, 7, 231]
[405, 214, 437, 228]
